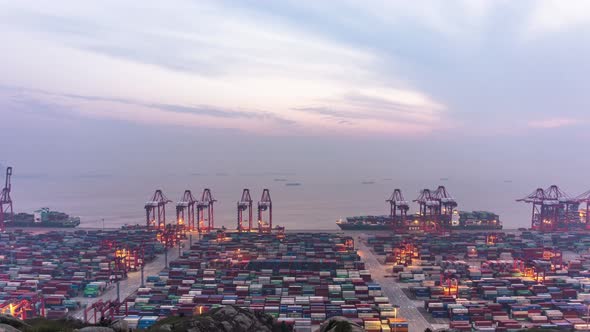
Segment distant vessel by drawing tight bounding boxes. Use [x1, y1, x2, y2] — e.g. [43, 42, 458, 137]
[6, 208, 80, 228]
[285, 183, 301, 186]
[361, 181, 375, 185]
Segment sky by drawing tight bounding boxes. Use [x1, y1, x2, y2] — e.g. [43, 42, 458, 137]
[1, 1, 590, 227]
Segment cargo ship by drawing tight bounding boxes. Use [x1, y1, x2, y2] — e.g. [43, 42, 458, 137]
[337, 211, 501, 231]
[336, 216, 392, 230]
[5, 207, 81, 228]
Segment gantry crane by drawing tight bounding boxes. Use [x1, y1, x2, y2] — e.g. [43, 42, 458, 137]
[0, 298, 37, 320]
[176, 190, 197, 231]
[237, 189, 253, 232]
[414, 189, 438, 232]
[386, 189, 409, 230]
[517, 185, 577, 231]
[0, 166, 13, 232]
[576, 189, 590, 230]
[432, 185, 457, 230]
[258, 189, 272, 233]
[197, 189, 216, 232]
[145, 190, 171, 229]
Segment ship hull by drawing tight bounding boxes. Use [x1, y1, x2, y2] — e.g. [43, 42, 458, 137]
[337, 222, 502, 231]
[337, 223, 391, 230]
[6, 221, 79, 228]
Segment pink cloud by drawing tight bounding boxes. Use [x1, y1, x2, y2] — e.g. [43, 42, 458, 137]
[528, 117, 580, 129]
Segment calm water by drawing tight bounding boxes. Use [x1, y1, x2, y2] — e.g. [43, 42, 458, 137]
[10, 173, 543, 230]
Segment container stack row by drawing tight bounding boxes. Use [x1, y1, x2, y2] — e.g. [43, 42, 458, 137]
[117, 232, 406, 332]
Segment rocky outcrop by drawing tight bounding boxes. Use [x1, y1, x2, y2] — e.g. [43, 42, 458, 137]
[0, 315, 30, 331]
[319, 316, 365, 332]
[0, 323, 22, 332]
[151, 305, 290, 332]
[76, 327, 115, 332]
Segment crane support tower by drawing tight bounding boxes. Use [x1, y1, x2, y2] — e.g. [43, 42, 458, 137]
[197, 189, 216, 232]
[432, 185, 457, 231]
[576, 189, 590, 230]
[517, 185, 578, 231]
[176, 190, 197, 231]
[414, 189, 438, 232]
[145, 190, 171, 229]
[0, 166, 14, 232]
[386, 189, 409, 230]
[237, 189, 253, 232]
[258, 189, 272, 233]
[433, 186, 458, 216]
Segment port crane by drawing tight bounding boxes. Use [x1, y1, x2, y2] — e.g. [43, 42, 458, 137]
[176, 190, 197, 231]
[517, 185, 576, 232]
[0, 166, 13, 232]
[414, 189, 439, 232]
[576, 189, 590, 229]
[386, 189, 409, 229]
[237, 189, 253, 232]
[83, 299, 116, 324]
[197, 189, 216, 232]
[257, 189, 272, 233]
[0, 298, 38, 320]
[433, 185, 457, 230]
[145, 190, 171, 229]
[433, 186, 457, 216]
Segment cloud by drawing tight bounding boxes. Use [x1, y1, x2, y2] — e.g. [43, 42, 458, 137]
[0, 0, 452, 137]
[528, 117, 581, 129]
[524, 0, 590, 39]
[1, 86, 297, 132]
[293, 88, 446, 132]
[152, 103, 296, 125]
[59, 91, 296, 125]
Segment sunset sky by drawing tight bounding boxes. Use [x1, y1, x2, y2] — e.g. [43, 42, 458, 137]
[1, 1, 590, 199]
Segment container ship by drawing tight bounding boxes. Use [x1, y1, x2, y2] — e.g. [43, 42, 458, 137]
[337, 186, 501, 232]
[6, 207, 81, 228]
[336, 211, 501, 231]
[336, 216, 392, 230]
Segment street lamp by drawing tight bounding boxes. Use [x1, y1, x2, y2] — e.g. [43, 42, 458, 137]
[392, 304, 400, 332]
[586, 302, 589, 328]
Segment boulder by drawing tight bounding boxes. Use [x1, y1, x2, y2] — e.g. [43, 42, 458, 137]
[319, 316, 365, 332]
[110, 319, 129, 332]
[0, 315, 30, 330]
[76, 327, 116, 332]
[153, 305, 285, 332]
[0, 323, 22, 332]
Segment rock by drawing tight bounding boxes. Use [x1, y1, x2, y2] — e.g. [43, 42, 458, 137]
[110, 319, 129, 332]
[0, 315, 30, 330]
[76, 327, 116, 332]
[155, 305, 284, 332]
[319, 316, 365, 332]
[0, 323, 22, 332]
[154, 323, 172, 332]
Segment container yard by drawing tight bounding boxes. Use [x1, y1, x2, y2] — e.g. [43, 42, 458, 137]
[0, 228, 164, 320]
[112, 232, 408, 332]
[6, 175, 590, 331]
[362, 230, 590, 331]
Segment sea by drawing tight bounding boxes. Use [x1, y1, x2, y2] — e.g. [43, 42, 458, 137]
[9, 173, 544, 230]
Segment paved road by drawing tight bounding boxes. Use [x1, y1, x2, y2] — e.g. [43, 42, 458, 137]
[356, 237, 443, 332]
[71, 234, 198, 322]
